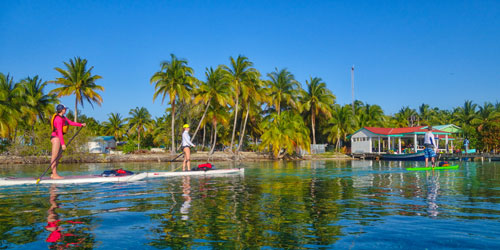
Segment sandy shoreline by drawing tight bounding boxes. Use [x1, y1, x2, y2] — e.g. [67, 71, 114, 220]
[0, 151, 352, 165]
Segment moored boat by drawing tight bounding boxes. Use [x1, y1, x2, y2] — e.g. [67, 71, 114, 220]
[381, 152, 425, 161]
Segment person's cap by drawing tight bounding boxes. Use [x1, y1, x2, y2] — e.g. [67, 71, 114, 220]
[427, 125, 433, 130]
[183, 124, 190, 128]
[56, 104, 68, 112]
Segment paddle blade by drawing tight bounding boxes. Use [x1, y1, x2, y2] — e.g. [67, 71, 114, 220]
[36, 178, 41, 184]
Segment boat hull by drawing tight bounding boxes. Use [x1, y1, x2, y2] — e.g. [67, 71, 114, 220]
[381, 152, 425, 161]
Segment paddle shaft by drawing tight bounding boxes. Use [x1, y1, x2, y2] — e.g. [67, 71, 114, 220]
[170, 151, 184, 162]
[36, 126, 83, 184]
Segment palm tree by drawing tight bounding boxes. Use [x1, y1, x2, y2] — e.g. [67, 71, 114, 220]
[300, 77, 335, 147]
[127, 107, 152, 150]
[150, 54, 195, 154]
[102, 113, 127, 140]
[49, 57, 104, 122]
[222, 55, 258, 152]
[266, 68, 301, 116]
[192, 66, 233, 142]
[418, 103, 433, 125]
[471, 102, 500, 150]
[0, 73, 22, 139]
[206, 103, 231, 155]
[363, 104, 385, 127]
[259, 111, 310, 159]
[150, 116, 170, 147]
[236, 72, 265, 153]
[19, 76, 57, 124]
[453, 100, 478, 137]
[326, 104, 355, 150]
[393, 106, 418, 127]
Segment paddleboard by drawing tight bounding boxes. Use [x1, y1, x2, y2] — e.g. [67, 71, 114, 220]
[145, 168, 244, 178]
[0, 173, 148, 186]
[406, 165, 459, 171]
[0, 168, 244, 186]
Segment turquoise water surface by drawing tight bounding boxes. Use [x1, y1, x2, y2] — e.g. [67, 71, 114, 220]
[0, 160, 499, 249]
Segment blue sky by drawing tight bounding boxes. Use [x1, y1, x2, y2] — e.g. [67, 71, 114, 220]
[1, 0, 499, 122]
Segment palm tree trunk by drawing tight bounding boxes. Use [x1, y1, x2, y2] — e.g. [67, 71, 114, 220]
[209, 123, 214, 149]
[210, 122, 218, 155]
[74, 99, 78, 122]
[202, 125, 206, 151]
[138, 130, 141, 150]
[192, 100, 211, 141]
[311, 110, 316, 149]
[237, 103, 250, 153]
[170, 101, 176, 154]
[230, 96, 239, 152]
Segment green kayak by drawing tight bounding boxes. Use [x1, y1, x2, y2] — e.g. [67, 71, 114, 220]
[407, 165, 459, 171]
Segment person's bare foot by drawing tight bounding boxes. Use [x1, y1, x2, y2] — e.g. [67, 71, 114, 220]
[51, 175, 64, 179]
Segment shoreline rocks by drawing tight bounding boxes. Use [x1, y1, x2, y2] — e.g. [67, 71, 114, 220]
[0, 151, 352, 165]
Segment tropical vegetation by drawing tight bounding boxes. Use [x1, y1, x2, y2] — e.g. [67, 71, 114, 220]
[1, 55, 499, 158]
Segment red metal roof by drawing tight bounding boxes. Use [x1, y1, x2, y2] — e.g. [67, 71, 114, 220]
[363, 126, 450, 136]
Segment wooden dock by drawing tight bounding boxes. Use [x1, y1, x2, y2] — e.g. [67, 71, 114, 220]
[352, 153, 500, 162]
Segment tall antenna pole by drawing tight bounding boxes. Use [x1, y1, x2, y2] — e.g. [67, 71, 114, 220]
[351, 65, 355, 114]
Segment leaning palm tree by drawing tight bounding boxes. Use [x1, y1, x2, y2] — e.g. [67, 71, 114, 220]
[236, 71, 265, 153]
[127, 107, 152, 150]
[102, 113, 127, 140]
[192, 66, 233, 142]
[206, 103, 231, 155]
[300, 77, 335, 147]
[266, 68, 301, 116]
[150, 54, 195, 154]
[49, 57, 104, 122]
[222, 55, 258, 152]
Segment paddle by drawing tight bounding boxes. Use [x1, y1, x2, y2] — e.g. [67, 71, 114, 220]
[170, 152, 184, 162]
[36, 126, 84, 184]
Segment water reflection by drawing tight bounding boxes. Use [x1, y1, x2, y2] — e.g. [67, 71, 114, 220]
[425, 171, 440, 217]
[0, 161, 499, 249]
[45, 185, 89, 249]
[180, 176, 191, 220]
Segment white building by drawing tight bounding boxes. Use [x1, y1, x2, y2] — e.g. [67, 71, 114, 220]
[350, 126, 453, 154]
[88, 136, 117, 153]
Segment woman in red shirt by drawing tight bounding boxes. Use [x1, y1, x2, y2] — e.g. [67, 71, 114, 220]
[50, 104, 86, 179]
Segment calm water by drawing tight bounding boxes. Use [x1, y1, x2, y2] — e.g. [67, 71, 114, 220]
[1, 160, 499, 249]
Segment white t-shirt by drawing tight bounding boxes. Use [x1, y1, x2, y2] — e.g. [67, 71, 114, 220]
[181, 130, 195, 147]
[424, 131, 436, 146]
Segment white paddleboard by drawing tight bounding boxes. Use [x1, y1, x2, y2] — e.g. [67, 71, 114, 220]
[0, 168, 244, 186]
[145, 168, 244, 178]
[0, 173, 148, 186]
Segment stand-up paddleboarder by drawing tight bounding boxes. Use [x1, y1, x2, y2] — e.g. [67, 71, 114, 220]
[50, 104, 85, 179]
[181, 124, 195, 171]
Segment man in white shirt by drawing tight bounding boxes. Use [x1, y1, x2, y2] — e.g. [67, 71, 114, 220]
[424, 126, 437, 167]
[181, 124, 196, 171]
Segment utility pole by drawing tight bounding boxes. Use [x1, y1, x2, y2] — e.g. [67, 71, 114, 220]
[351, 65, 355, 114]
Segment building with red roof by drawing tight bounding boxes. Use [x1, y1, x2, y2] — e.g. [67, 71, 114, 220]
[350, 126, 454, 154]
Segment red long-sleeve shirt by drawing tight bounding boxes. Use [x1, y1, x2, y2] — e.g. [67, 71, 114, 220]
[51, 116, 82, 145]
